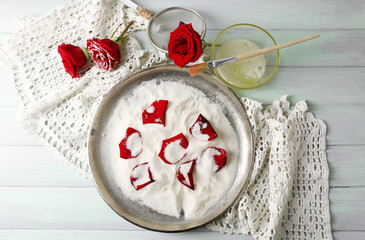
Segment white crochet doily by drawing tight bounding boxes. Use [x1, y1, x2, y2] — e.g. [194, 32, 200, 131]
[0, 0, 166, 177]
[0, 0, 332, 239]
[208, 96, 332, 240]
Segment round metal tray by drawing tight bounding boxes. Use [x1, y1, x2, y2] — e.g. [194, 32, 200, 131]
[88, 65, 253, 232]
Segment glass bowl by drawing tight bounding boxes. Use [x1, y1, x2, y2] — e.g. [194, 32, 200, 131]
[147, 7, 206, 53]
[210, 23, 279, 89]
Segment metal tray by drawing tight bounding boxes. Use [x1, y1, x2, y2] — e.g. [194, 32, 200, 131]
[88, 65, 253, 232]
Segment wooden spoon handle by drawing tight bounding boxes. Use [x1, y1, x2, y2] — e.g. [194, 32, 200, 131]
[236, 33, 320, 61]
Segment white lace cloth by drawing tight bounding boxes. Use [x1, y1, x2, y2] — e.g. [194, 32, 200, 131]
[0, 0, 165, 177]
[207, 96, 332, 239]
[0, 0, 332, 239]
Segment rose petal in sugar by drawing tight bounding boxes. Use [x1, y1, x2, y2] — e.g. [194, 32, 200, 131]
[119, 127, 143, 159]
[189, 114, 218, 141]
[130, 162, 154, 190]
[158, 133, 189, 164]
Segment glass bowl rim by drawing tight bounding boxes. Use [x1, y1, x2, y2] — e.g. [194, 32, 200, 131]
[147, 6, 207, 53]
[209, 23, 280, 90]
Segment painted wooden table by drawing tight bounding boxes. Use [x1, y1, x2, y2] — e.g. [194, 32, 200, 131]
[0, 0, 364, 239]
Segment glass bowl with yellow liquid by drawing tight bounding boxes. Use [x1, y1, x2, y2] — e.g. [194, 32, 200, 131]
[210, 24, 279, 89]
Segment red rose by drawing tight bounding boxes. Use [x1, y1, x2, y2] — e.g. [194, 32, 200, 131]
[168, 22, 203, 68]
[58, 43, 87, 78]
[87, 38, 121, 71]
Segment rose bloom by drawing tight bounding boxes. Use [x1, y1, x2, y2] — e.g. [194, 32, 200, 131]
[58, 43, 87, 78]
[87, 38, 121, 71]
[168, 22, 203, 68]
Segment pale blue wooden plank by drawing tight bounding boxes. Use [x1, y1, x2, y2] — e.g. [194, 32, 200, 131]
[134, 0, 365, 30]
[333, 231, 365, 240]
[0, 146, 91, 187]
[2, 29, 364, 68]
[0, 105, 40, 146]
[234, 67, 365, 105]
[0, 229, 364, 240]
[0, 0, 363, 239]
[0, 187, 136, 230]
[2, 67, 365, 107]
[0, 0, 66, 32]
[312, 105, 365, 146]
[0, 33, 9, 42]
[139, 30, 365, 67]
[1, 102, 364, 146]
[1, 98, 364, 147]
[328, 146, 365, 187]
[0, 145, 363, 187]
[0, 187, 362, 231]
[1, 1, 365, 32]
[205, 30, 365, 67]
[330, 187, 365, 231]
[0, 229, 253, 240]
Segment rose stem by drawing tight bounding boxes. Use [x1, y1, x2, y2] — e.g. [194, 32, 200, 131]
[117, 21, 134, 40]
[110, 23, 123, 39]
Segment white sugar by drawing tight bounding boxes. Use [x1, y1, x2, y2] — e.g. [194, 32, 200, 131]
[126, 132, 142, 157]
[179, 161, 193, 185]
[102, 80, 240, 219]
[164, 139, 187, 164]
[131, 163, 150, 188]
[199, 147, 221, 172]
[146, 105, 155, 113]
[191, 122, 210, 141]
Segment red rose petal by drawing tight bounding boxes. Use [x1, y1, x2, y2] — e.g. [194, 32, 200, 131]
[158, 133, 189, 164]
[119, 127, 143, 159]
[87, 38, 121, 71]
[189, 114, 218, 141]
[130, 162, 154, 190]
[57, 43, 87, 78]
[142, 100, 168, 126]
[167, 22, 203, 68]
[201, 147, 227, 172]
[176, 160, 195, 190]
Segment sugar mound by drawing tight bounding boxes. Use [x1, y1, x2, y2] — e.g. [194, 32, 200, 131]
[191, 122, 210, 141]
[146, 106, 155, 113]
[101, 80, 239, 219]
[126, 132, 143, 157]
[163, 139, 187, 164]
[199, 147, 221, 172]
[131, 163, 150, 188]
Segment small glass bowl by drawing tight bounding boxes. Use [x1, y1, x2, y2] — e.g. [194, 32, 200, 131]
[210, 23, 279, 90]
[147, 7, 206, 53]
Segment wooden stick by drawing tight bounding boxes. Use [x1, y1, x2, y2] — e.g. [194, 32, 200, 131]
[236, 33, 320, 61]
